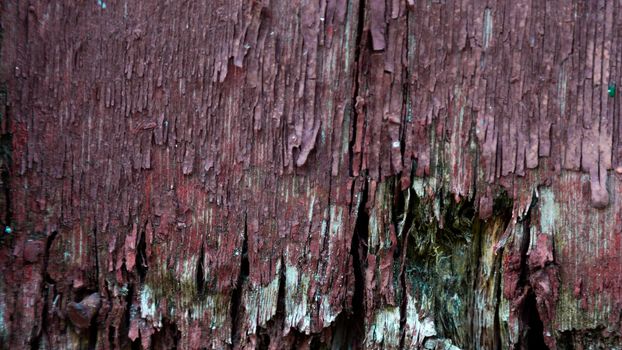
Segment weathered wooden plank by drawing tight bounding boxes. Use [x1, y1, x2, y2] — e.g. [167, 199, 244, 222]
[2, 1, 622, 349]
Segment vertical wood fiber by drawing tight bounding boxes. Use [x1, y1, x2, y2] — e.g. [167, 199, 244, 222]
[2, 1, 622, 349]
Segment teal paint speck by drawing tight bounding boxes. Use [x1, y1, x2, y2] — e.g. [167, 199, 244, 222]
[97, 0, 107, 9]
[3, 226, 10, 234]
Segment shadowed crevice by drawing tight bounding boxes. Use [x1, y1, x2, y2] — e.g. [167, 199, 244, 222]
[136, 229, 148, 284]
[520, 289, 547, 350]
[349, 179, 368, 346]
[151, 318, 181, 350]
[195, 242, 205, 297]
[230, 213, 249, 346]
[513, 193, 549, 350]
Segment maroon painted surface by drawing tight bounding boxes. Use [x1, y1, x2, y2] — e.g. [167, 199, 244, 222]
[1, 1, 622, 349]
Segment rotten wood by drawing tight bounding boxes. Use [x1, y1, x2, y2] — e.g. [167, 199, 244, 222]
[1, 0, 622, 349]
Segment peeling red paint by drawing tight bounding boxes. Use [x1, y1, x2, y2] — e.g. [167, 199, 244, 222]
[2, 0, 622, 349]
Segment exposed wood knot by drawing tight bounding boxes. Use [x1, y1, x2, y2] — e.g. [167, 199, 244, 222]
[67, 293, 101, 329]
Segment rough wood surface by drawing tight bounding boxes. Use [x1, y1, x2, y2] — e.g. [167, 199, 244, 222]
[1, 1, 622, 349]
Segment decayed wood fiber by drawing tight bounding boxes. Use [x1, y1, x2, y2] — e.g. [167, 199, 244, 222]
[1, 0, 622, 349]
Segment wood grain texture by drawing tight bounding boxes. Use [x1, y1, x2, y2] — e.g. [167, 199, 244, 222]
[1, 0, 622, 349]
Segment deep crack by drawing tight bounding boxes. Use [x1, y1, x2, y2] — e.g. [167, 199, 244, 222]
[230, 212, 249, 346]
[349, 178, 368, 347]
